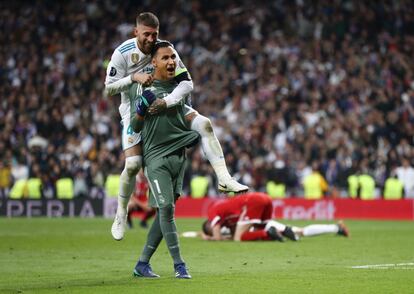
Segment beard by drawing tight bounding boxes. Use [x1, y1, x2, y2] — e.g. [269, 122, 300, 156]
[139, 40, 154, 55]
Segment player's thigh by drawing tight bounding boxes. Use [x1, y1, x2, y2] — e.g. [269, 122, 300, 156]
[170, 156, 187, 198]
[243, 197, 269, 224]
[121, 114, 142, 152]
[261, 201, 273, 222]
[238, 207, 263, 225]
[251, 195, 273, 222]
[124, 143, 142, 157]
[144, 160, 175, 208]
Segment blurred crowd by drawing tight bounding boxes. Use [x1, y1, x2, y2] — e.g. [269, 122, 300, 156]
[1, 0, 414, 198]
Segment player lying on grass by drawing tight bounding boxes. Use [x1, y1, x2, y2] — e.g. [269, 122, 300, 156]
[200, 219, 349, 241]
[201, 192, 285, 241]
[129, 41, 200, 279]
[200, 192, 349, 241]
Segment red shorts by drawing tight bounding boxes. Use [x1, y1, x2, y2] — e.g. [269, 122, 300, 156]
[237, 194, 273, 225]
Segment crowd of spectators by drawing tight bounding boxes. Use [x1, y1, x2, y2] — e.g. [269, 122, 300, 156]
[1, 0, 414, 198]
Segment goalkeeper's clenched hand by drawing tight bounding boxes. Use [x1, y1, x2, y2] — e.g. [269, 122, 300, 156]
[148, 98, 167, 115]
[136, 90, 156, 116]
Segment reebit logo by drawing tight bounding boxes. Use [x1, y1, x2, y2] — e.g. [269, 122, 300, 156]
[273, 200, 336, 220]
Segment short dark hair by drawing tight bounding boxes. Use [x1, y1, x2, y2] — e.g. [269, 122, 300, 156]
[151, 40, 173, 57]
[202, 220, 212, 236]
[136, 12, 159, 28]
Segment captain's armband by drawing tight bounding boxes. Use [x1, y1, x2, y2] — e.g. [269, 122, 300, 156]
[174, 71, 191, 84]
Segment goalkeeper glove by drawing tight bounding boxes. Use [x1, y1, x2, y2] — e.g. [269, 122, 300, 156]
[136, 90, 156, 116]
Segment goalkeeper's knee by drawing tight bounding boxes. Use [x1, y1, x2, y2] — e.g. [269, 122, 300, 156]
[158, 204, 175, 223]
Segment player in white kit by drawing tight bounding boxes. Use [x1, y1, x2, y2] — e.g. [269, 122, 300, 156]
[105, 12, 248, 241]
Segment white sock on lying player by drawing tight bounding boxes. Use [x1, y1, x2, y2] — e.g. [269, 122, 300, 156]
[265, 220, 287, 232]
[302, 224, 339, 237]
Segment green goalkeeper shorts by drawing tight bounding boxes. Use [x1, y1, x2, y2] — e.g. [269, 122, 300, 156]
[144, 149, 187, 208]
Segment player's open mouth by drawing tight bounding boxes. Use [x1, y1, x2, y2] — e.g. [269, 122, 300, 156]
[167, 67, 175, 72]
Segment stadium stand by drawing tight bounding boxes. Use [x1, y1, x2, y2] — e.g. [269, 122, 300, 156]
[1, 1, 413, 198]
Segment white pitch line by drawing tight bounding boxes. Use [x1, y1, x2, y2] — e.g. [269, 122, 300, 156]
[351, 262, 414, 269]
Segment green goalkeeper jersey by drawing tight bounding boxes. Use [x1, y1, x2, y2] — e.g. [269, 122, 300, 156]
[131, 79, 199, 164]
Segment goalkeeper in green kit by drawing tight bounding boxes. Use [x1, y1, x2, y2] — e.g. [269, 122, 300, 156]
[130, 41, 199, 279]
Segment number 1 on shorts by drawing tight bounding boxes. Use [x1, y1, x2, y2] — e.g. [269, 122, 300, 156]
[153, 179, 161, 194]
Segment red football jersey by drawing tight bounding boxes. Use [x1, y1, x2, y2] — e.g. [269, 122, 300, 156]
[207, 192, 273, 228]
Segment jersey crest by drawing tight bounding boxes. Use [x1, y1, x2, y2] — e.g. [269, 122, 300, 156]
[131, 53, 139, 64]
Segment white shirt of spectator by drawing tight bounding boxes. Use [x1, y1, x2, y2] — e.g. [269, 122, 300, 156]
[396, 165, 414, 198]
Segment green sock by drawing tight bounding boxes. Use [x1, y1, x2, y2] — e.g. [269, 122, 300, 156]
[139, 211, 163, 263]
[159, 205, 184, 265]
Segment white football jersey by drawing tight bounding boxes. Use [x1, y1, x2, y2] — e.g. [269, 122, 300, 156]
[105, 37, 187, 104]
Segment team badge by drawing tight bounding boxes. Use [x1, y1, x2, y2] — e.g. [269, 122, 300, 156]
[131, 53, 140, 64]
[178, 60, 185, 69]
[128, 137, 134, 144]
[109, 67, 117, 76]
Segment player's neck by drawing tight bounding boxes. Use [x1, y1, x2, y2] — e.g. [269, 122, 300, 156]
[153, 72, 173, 82]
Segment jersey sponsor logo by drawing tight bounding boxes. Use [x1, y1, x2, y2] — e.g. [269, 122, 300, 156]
[142, 66, 154, 74]
[109, 67, 117, 76]
[131, 53, 140, 64]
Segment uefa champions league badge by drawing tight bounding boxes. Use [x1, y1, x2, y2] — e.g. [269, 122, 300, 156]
[109, 67, 117, 76]
[131, 53, 139, 64]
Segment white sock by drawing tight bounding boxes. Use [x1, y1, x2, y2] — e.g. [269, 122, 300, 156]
[118, 155, 142, 213]
[265, 220, 286, 231]
[302, 224, 339, 237]
[191, 115, 231, 181]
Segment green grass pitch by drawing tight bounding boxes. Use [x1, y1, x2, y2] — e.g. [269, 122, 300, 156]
[0, 218, 413, 293]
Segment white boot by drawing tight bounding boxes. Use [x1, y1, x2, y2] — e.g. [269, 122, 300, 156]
[218, 178, 248, 193]
[111, 208, 127, 241]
